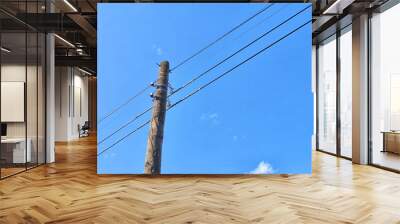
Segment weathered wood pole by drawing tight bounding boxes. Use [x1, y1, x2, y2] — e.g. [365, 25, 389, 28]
[144, 61, 169, 174]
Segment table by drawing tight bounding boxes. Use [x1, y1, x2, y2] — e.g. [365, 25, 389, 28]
[381, 131, 400, 154]
[1, 138, 32, 164]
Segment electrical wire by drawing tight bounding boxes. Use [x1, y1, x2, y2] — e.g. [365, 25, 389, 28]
[169, 20, 311, 112]
[97, 4, 276, 125]
[97, 4, 309, 146]
[98, 106, 152, 145]
[97, 118, 151, 156]
[169, 5, 311, 98]
[169, 4, 274, 72]
[232, 4, 289, 42]
[98, 84, 152, 124]
[97, 18, 311, 157]
[202, 4, 288, 62]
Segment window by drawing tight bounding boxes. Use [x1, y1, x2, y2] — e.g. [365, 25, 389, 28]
[317, 35, 337, 154]
[339, 26, 352, 158]
[0, 1, 47, 179]
[370, 2, 400, 171]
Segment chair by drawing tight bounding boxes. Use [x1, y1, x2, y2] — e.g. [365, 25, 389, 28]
[78, 121, 90, 138]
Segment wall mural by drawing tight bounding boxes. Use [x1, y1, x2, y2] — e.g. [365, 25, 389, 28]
[97, 3, 312, 174]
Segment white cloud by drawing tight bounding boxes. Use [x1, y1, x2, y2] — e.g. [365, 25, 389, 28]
[151, 44, 163, 56]
[200, 112, 219, 125]
[156, 47, 163, 56]
[103, 152, 116, 159]
[250, 161, 274, 174]
[209, 113, 218, 119]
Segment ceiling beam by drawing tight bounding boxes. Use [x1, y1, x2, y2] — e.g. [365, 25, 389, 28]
[67, 13, 97, 46]
[55, 55, 96, 71]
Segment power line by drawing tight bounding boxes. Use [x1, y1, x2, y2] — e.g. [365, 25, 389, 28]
[169, 4, 274, 72]
[203, 4, 287, 61]
[98, 84, 152, 124]
[97, 18, 311, 157]
[232, 4, 289, 42]
[97, 5, 309, 146]
[97, 118, 151, 156]
[97, 4, 274, 124]
[98, 106, 152, 145]
[169, 20, 311, 111]
[169, 5, 311, 97]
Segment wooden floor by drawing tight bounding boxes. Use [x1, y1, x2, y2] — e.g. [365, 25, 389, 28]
[0, 167, 26, 178]
[1, 135, 400, 224]
[372, 150, 400, 171]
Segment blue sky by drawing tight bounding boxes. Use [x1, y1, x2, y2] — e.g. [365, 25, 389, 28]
[97, 3, 312, 174]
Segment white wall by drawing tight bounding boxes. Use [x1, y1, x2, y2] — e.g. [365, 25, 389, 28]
[71, 72, 89, 138]
[55, 67, 89, 141]
[55, 66, 69, 141]
[1, 82, 25, 122]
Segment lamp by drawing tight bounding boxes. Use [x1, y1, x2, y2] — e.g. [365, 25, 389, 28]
[1, 47, 11, 53]
[54, 34, 75, 48]
[63, 0, 78, 12]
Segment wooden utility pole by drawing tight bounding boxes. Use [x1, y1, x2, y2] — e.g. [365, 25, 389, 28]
[144, 61, 169, 174]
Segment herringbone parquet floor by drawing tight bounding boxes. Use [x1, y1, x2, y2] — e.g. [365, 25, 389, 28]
[1, 135, 400, 224]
